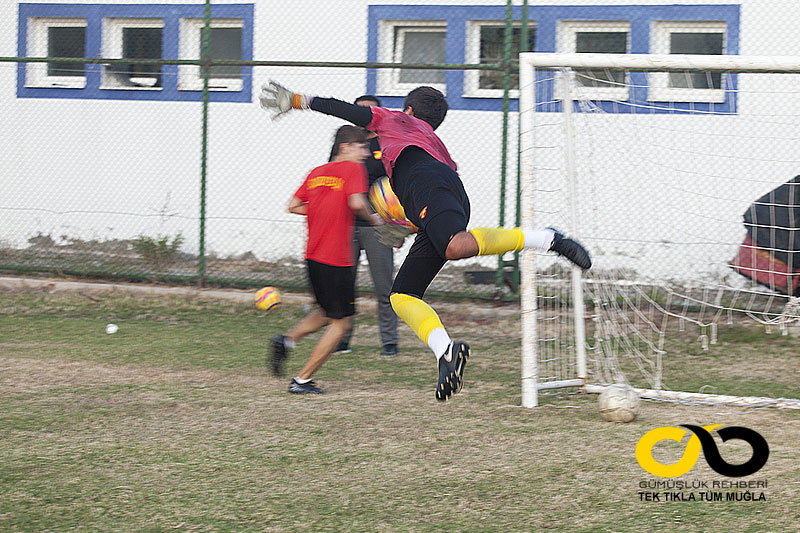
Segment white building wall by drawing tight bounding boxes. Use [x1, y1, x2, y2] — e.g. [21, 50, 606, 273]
[0, 0, 512, 268]
[2, 1, 800, 281]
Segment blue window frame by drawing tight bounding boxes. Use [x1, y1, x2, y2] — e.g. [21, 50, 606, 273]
[18, 3, 254, 102]
[367, 4, 740, 113]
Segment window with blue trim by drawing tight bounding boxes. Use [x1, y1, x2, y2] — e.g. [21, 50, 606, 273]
[367, 4, 740, 113]
[26, 17, 88, 89]
[18, 3, 254, 102]
[376, 19, 448, 96]
[649, 21, 729, 103]
[464, 20, 536, 99]
[557, 20, 631, 102]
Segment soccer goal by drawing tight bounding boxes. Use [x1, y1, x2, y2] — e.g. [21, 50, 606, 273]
[518, 52, 800, 409]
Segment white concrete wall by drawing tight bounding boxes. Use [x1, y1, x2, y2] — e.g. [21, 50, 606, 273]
[1, 1, 511, 270]
[2, 1, 800, 281]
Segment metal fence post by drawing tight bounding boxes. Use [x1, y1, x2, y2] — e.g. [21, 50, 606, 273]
[513, 0, 530, 293]
[497, 0, 513, 290]
[198, 0, 211, 287]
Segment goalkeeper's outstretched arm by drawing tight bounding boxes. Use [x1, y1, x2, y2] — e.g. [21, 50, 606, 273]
[260, 80, 373, 126]
[310, 97, 373, 127]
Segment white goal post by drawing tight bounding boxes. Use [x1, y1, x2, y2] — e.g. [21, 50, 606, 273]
[518, 52, 800, 409]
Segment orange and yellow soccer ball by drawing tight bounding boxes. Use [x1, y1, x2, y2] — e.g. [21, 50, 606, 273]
[254, 286, 281, 311]
[369, 177, 407, 222]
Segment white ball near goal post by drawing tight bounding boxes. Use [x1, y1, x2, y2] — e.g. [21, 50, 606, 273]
[598, 384, 641, 423]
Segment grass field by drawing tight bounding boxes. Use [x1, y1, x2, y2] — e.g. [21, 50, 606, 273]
[1, 283, 798, 532]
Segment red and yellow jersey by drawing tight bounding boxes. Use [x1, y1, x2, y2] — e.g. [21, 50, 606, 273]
[294, 161, 368, 267]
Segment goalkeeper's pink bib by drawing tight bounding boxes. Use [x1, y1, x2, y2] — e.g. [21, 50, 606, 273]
[367, 106, 457, 180]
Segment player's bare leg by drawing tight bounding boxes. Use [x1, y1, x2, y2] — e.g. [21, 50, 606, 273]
[271, 311, 329, 378]
[444, 232, 479, 259]
[286, 316, 351, 394]
[286, 311, 330, 342]
[447, 228, 592, 270]
[296, 317, 351, 380]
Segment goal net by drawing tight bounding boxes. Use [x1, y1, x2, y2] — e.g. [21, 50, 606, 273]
[518, 53, 800, 409]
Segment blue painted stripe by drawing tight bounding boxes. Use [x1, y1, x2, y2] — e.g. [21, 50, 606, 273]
[18, 3, 254, 102]
[367, 4, 741, 114]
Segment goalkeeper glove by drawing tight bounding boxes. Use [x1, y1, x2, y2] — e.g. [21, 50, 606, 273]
[259, 80, 311, 119]
[375, 220, 416, 249]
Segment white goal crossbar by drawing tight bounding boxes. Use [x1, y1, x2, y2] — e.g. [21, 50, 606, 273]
[518, 52, 800, 409]
[521, 52, 800, 73]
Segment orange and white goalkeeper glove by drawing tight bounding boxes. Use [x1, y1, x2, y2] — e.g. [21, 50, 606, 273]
[259, 80, 311, 119]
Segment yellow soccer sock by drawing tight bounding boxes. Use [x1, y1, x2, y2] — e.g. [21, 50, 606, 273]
[390, 293, 451, 358]
[469, 227, 525, 256]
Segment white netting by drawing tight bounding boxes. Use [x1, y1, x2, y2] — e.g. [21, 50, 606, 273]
[520, 54, 800, 408]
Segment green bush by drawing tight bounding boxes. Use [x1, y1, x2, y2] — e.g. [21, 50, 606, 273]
[132, 233, 185, 270]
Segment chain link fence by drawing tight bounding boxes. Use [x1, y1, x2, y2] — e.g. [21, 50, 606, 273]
[3, 0, 798, 300]
[1, 0, 529, 299]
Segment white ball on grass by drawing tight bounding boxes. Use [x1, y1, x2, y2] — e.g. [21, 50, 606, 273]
[105, 323, 119, 335]
[598, 383, 641, 423]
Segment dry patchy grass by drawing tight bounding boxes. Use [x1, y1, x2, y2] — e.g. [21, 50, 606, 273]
[0, 286, 798, 531]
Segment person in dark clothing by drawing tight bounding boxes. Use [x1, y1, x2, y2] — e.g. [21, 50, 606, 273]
[260, 81, 591, 401]
[730, 175, 800, 295]
[333, 95, 399, 358]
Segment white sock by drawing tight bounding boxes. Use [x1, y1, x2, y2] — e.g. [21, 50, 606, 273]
[284, 337, 296, 349]
[523, 228, 555, 251]
[427, 327, 452, 360]
[294, 376, 311, 384]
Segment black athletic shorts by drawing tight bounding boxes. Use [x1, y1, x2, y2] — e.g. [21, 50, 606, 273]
[390, 147, 471, 298]
[306, 259, 355, 319]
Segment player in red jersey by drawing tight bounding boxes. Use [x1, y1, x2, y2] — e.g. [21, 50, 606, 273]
[271, 125, 381, 394]
[261, 81, 591, 401]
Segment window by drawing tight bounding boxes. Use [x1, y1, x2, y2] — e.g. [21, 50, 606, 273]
[25, 17, 87, 88]
[557, 21, 630, 100]
[650, 21, 727, 103]
[464, 21, 535, 98]
[102, 18, 164, 89]
[19, 3, 253, 102]
[378, 20, 446, 96]
[179, 18, 244, 91]
[369, 4, 740, 112]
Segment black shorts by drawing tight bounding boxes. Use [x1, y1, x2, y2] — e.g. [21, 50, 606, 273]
[306, 259, 355, 319]
[394, 148, 471, 253]
[390, 147, 471, 298]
